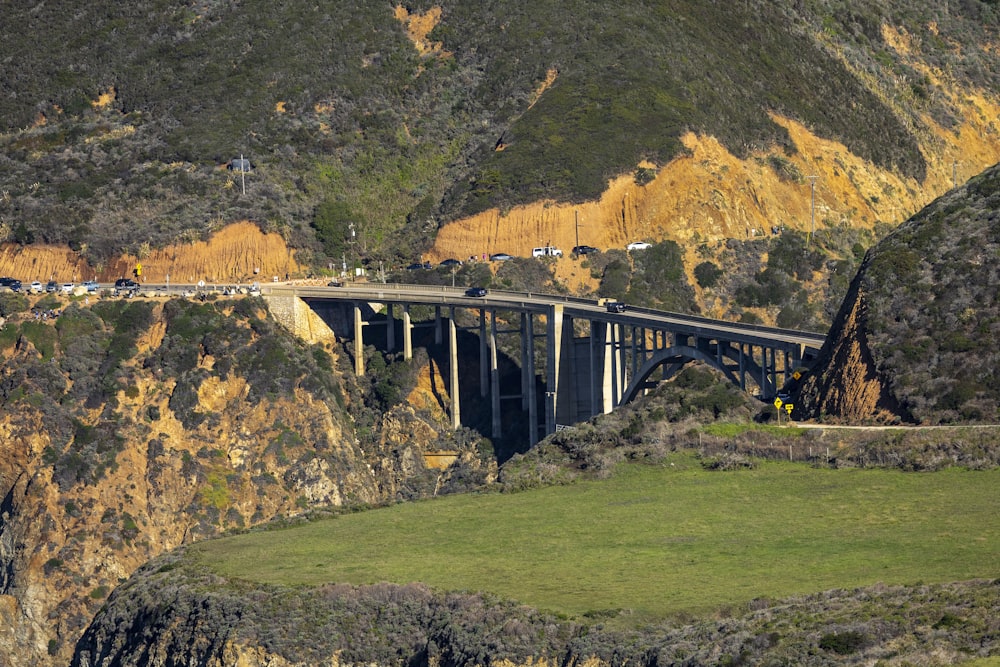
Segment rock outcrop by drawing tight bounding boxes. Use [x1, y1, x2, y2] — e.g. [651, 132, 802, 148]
[0, 295, 493, 667]
[797, 161, 1000, 424]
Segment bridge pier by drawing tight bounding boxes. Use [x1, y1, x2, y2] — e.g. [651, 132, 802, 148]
[353, 305, 365, 376]
[490, 314, 501, 439]
[479, 311, 489, 398]
[402, 307, 412, 360]
[449, 310, 460, 429]
[544, 305, 564, 436]
[522, 313, 539, 445]
[386, 304, 395, 352]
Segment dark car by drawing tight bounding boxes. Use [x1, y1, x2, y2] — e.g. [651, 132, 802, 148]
[0, 277, 22, 292]
[440, 258, 463, 267]
[489, 253, 513, 261]
[45, 280, 59, 293]
[115, 278, 139, 289]
[465, 287, 488, 297]
[406, 262, 432, 270]
[327, 280, 343, 287]
[572, 245, 599, 255]
[605, 301, 627, 313]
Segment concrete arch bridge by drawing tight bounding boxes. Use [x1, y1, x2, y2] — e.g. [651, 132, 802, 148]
[263, 283, 825, 445]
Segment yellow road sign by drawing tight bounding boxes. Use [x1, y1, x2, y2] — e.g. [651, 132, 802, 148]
[773, 397, 783, 409]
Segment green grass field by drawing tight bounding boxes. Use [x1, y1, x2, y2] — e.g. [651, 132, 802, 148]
[193, 454, 999, 623]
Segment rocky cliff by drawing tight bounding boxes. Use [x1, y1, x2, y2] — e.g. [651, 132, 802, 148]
[0, 293, 493, 667]
[796, 161, 1000, 424]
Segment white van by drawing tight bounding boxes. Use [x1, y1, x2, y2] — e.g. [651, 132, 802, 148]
[532, 246, 563, 258]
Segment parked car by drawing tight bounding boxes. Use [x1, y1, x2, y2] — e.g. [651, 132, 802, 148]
[61, 283, 75, 294]
[439, 258, 463, 267]
[406, 262, 432, 270]
[327, 279, 343, 287]
[29, 281, 43, 294]
[532, 246, 563, 258]
[605, 301, 627, 313]
[572, 245, 599, 255]
[627, 241, 652, 251]
[45, 280, 59, 293]
[489, 253, 513, 261]
[465, 287, 488, 297]
[0, 277, 22, 292]
[114, 278, 139, 296]
[82, 280, 99, 292]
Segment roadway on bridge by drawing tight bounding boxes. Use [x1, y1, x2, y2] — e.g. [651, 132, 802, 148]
[262, 282, 828, 353]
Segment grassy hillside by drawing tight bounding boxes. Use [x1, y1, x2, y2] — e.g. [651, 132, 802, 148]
[193, 454, 1000, 621]
[0, 0, 996, 267]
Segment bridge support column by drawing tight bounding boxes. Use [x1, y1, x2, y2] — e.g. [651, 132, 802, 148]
[601, 322, 615, 414]
[608, 323, 620, 407]
[589, 321, 599, 417]
[449, 310, 460, 430]
[435, 306, 443, 345]
[545, 305, 564, 436]
[523, 313, 538, 446]
[479, 310, 488, 398]
[386, 303, 395, 352]
[761, 346, 771, 397]
[402, 307, 412, 360]
[490, 313, 501, 439]
[739, 344, 747, 391]
[353, 305, 365, 377]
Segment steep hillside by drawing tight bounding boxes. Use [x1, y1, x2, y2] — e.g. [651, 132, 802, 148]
[0, 221, 304, 285]
[0, 1, 997, 271]
[0, 293, 493, 666]
[796, 161, 1000, 423]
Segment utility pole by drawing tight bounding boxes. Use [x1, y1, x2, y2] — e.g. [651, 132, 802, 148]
[575, 210, 580, 249]
[806, 175, 818, 248]
[240, 153, 247, 195]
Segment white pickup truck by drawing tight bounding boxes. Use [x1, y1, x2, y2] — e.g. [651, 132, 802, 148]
[532, 246, 563, 258]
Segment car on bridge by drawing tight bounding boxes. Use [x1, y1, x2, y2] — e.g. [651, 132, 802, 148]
[605, 301, 627, 313]
[465, 287, 488, 297]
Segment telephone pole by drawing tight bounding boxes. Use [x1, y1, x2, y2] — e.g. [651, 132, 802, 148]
[806, 175, 818, 248]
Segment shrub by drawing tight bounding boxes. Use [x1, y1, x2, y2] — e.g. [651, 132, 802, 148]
[818, 630, 867, 654]
[694, 261, 723, 289]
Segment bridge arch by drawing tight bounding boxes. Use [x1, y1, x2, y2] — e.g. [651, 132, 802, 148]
[620, 345, 766, 405]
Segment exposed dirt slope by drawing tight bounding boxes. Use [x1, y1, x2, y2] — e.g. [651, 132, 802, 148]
[429, 105, 1000, 293]
[0, 221, 303, 285]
